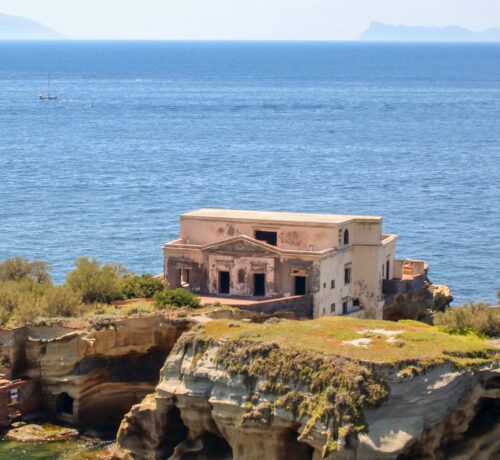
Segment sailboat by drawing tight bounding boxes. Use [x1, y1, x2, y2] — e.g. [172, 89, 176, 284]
[39, 75, 58, 101]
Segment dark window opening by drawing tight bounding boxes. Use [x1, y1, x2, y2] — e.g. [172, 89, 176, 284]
[219, 271, 230, 295]
[386, 261, 390, 280]
[331, 279, 335, 289]
[57, 392, 74, 416]
[342, 301, 349, 315]
[330, 303, 336, 313]
[343, 229, 350, 245]
[294, 276, 306, 296]
[255, 230, 277, 246]
[344, 266, 351, 284]
[353, 298, 360, 307]
[253, 273, 266, 297]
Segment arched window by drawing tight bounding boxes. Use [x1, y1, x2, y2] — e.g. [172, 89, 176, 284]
[343, 229, 350, 245]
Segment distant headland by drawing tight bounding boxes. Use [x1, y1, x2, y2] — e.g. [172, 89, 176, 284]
[0, 12, 65, 40]
[361, 21, 500, 42]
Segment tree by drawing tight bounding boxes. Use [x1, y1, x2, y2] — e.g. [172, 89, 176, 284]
[66, 257, 125, 304]
[122, 274, 165, 299]
[0, 257, 51, 284]
[41, 285, 83, 317]
[154, 288, 200, 309]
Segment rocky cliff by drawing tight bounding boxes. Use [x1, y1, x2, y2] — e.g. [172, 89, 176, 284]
[383, 283, 453, 323]
[0, 314, 193, 429]
[113, 317, 499, 460]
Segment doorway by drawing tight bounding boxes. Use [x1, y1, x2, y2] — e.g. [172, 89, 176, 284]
[294, 276, 306, 295]
[179, 268, 190, 288]
[219, 271, 230, 295]
[253, 273, 266, 297]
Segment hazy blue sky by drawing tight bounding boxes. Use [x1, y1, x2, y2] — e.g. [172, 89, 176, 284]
[1, 0, 499, 40]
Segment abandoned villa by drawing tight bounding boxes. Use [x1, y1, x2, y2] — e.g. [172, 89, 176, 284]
[163, 209, 428, 319]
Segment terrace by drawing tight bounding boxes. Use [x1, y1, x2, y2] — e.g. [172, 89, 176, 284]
[383, 258, 428, 295]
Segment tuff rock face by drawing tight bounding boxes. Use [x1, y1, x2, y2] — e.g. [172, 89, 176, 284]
[0, 315, 193, 429]
[113, 332, 500, 460]
[383, 283, 453, 323]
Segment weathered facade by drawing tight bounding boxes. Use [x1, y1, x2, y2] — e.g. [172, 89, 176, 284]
[163, 209, 427, 319]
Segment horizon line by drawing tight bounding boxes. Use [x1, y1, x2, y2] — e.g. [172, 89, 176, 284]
[2, 38, 500, 44]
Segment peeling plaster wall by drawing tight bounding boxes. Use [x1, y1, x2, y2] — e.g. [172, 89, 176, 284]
[352, 245, 385, 319]
[207, 254, 277, 296]
[180, 218, 341, 251]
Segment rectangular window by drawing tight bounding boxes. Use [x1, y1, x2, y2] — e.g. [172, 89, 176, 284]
[330, 303, 335, 313]
[353, 298, 360, 307]
[255, 230, 277, 246]
[344, 265, 351, 284]
[330, 280, 335, 289]
[322, 307, 326, 315]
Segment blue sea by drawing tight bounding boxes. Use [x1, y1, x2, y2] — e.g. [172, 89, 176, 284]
[0, 41, 499, 304]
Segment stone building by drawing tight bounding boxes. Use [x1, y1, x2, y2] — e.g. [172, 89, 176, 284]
[163, 209, 427, 319]
[0, 375, 39, 427]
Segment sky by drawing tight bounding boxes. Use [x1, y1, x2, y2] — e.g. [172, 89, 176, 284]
[0, 0, 499, 40]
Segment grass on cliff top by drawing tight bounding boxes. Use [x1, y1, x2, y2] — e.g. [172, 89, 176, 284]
[199, 317, 497, 366]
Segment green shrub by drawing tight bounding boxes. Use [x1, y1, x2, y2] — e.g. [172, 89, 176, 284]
[434, 303, 500, 337]
[41, 285, 83, 318]
[154, 288, 200, 309]
[66, 257, 125, 304]
[122, 274, 165, 299]
[0, 257, 51, 284]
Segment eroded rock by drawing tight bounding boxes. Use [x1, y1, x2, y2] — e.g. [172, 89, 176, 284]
[113, 320, 499, 460]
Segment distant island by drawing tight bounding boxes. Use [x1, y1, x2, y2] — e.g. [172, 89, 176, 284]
[0, 12, 65, 40]
[361, 21, 500, 42]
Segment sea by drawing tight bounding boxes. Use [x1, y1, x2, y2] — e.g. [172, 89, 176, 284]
[0, 41, 499, 305]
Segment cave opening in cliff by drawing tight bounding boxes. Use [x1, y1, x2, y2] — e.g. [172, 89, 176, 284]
[198, 431, 233, 459]
[161, 406, 189, 457]
[399, 391, 500, 460]
[57, 392, 74, 416]
[283, 429, 315, 459]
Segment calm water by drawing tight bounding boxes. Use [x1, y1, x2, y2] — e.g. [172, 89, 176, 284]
[0, 438, 111, 459]
[0, 41, 499, 304]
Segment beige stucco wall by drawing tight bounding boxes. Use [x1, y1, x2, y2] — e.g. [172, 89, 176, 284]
[180, 218, 338, 251]
[180, 217, 382, 252]
[314, 251, 352, 317]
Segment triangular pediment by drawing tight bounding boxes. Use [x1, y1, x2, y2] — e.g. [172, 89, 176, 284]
[202, 235, 281, 256]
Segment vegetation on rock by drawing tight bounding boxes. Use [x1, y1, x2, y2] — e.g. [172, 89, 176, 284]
[0, 257, 200, 327]
[182, 317, 497, 456]
[434, 302, 500, 337]
[154, 288, 200, 309]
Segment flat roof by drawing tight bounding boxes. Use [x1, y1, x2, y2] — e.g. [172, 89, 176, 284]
[181, 209, 382, 225]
